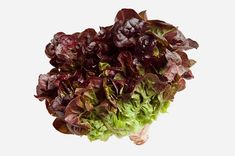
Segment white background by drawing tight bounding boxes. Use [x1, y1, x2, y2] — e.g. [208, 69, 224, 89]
[0, 0, 234, 155]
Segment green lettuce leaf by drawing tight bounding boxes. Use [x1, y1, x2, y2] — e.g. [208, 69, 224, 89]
[86, 73, 171, 141]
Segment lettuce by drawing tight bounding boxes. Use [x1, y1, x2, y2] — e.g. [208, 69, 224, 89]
[35, 8, 198, 143]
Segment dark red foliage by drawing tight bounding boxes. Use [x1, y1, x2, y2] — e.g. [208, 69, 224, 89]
[35, 8, 198, 136]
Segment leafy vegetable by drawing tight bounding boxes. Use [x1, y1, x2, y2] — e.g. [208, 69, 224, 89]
[35, 8, 198, 143]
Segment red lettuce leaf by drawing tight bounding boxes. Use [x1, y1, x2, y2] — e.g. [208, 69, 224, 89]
[35, 8, 199, 140]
